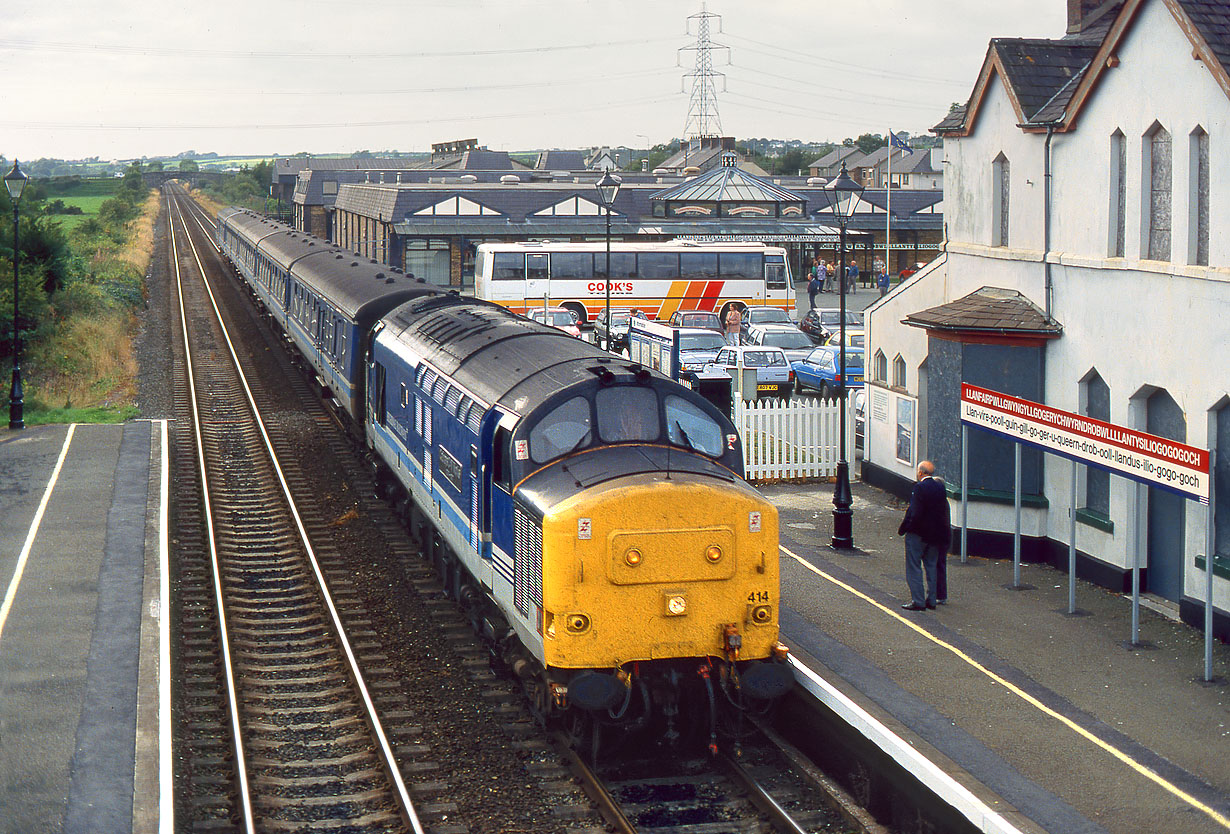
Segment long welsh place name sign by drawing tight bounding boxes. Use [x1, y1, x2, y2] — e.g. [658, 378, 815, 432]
[960, 383, 1210, 502]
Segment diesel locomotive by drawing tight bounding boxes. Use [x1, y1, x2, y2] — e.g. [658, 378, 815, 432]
[216, 207, 793, 745]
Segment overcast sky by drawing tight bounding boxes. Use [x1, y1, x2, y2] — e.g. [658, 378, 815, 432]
[1, 0, 1069, 162]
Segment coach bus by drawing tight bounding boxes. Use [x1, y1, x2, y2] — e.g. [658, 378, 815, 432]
[473, 240, 794, 326]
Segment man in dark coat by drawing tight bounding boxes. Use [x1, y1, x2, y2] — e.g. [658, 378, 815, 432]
[897, 460, 951, 610]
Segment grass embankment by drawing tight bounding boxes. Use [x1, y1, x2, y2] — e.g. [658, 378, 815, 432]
[19, 188, 160, 425]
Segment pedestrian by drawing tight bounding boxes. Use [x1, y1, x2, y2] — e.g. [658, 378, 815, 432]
[822, 262, 835, 293]
[846, 260, 859, 292]
[897, 460, 951, 610]
[724, 305, 742, 345]
[878, 269, 891, 297]
[807, 264, 822, 309]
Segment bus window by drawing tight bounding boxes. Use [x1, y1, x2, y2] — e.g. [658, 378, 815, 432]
[637, 252, 679, 279]
[719, 252, 760, 282]
[551, 252, 593, 280]
[527, 253, 549, 281]
[595, 252, 635, 280]
[492, 253, 524, 281]
[765, 255, 787, 289]
[681, 252, 718, 280]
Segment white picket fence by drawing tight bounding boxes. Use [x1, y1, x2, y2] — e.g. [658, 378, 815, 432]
[734, 395, 856, 481]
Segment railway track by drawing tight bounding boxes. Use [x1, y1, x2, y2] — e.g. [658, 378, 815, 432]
[162, 185, 871, 834]
[164, 186, 424, 833]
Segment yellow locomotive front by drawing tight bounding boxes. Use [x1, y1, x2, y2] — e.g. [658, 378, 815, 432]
[536, 470, 792, 721]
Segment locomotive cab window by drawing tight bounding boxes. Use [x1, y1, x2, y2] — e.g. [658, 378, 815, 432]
[529, 396, 593, 463]
[664, 395, 723, 457]
[597, 387, 659, 442]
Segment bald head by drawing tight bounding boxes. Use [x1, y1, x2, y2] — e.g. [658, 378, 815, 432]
[917, 460, 935, 480]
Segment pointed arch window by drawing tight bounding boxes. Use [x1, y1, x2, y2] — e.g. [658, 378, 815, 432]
[1108, 130, 1126, 257]
[992, 153, 1010, 247]
[1189, 127, 1209, 266]
[1143, 123, 1172, 261]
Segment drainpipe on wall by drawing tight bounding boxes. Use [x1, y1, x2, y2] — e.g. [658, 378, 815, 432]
[1043, 126, 1056, 318]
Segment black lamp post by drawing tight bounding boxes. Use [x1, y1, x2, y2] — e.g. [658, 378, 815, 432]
[5, 160, 28, 430]
[824, 162, 864, 548]
[595, 171, 622, 350]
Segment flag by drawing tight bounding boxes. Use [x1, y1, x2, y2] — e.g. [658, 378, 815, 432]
[888, 131, 914, 154]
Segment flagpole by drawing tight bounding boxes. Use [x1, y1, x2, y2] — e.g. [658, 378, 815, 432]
[886, 130, 892, 279]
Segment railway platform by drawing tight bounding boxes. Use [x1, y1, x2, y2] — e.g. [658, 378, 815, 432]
[0, 421, 165, 834]
[767, 477, 1230, 834]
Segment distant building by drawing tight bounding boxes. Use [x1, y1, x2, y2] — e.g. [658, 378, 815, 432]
[862, 0, 1230, 634]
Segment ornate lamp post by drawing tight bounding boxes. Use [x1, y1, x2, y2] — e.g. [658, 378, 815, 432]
[5, 160, 28, 430]
[595, 171, 622, 350]
[824, 162, 864, 548]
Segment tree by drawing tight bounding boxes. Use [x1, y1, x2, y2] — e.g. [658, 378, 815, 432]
[147, 160, 164, 172]
[851, 133, 885, 155]
[178, 159, 199, 172]
[772, 148, 811, 176]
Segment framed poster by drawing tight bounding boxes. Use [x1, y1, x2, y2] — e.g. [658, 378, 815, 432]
[895, 396, 915, 465]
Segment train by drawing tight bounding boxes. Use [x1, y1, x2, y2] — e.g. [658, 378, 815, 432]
[216, 206, 793, 748]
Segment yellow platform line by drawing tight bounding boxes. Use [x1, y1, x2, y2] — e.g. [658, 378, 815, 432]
[782, 545, 1230, 830]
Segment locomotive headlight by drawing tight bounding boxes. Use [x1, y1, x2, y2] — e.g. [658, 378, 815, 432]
[665, 595, 687, 616]
[566, 613, 591, 634]
[705, 544, 723, 563]
[625, 548, 643, 567]
[750, 604, 773, 624]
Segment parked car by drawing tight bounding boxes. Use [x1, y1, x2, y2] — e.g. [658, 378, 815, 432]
[668, 309, 724, 333]
[529, 307, 582, 338]
[744, 324, 815, 363]
[593, 308, 644, 352]
[791, 345, 865, 399]
[706, 345, 793, 399]
[799, 308, 863, 345]
[739, 305, 795, 340]
[676, 328, 729, 381]
[825, 329, 866, 350]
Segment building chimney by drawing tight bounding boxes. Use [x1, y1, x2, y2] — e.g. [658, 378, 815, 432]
[1068, 0, 1118, 34]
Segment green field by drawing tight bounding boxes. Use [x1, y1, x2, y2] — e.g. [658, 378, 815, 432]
[42, 178, 122, 230]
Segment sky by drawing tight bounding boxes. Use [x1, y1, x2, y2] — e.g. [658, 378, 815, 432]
[0, 0, 1070, 162]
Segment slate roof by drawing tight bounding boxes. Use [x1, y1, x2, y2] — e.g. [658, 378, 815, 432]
[535, 150, 586, 170]
[1176, 0, 1230, 79]
[903, 287, 1062, 335]
[991, 37, 1100, 122]
[807, 146, 864, 170]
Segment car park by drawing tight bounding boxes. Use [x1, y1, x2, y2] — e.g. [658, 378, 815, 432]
[744, 324, 815, 363]
[668, 310, 724, 333]
[706, 345, 793, 399]
[791, 345, 865, 399]
[799, 308, 863, 345]
[529, 307, 582, 338]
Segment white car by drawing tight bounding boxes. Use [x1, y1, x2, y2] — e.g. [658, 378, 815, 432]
[705, 345, 793, 399]
[529, 307, 582, 338]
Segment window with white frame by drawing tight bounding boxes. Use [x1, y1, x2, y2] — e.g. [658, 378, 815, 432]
[892, 355, 907, 388]
[873, 349, 887, 383]
[1080, 371, 1110, 518]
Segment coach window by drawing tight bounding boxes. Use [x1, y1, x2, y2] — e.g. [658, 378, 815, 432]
[529, 396, 592, 463]
[719, 253, 759, 282]
[492, 253, 525, 281]
[527, 253, 549, 281]
[596, 252, 636, 280]
[597, 387, 659, 442]
[637, 252, 679, 280]
[551, 252, 593, 280]
[680, 252, 718, 280]
[664, 395, 723, 456]
[764, 255, 787, 289]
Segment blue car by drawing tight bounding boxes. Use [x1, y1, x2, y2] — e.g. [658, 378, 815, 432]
[792, 346, 865, 398]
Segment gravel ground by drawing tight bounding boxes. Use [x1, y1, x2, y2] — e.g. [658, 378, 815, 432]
[140, 195, 581, 833]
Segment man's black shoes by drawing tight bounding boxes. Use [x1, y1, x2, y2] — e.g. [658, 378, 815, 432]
[901, 603, 927, 611]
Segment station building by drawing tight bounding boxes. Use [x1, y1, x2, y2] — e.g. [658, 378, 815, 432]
[283, 151, 941, 292]
[862, 0, 1230, 634]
